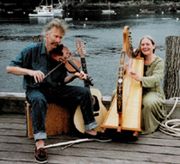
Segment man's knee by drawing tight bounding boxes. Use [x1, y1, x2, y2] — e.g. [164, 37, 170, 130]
[82, 87, 91, 95]
[28, 94, 47, 110]
[75, 87, 90, 97]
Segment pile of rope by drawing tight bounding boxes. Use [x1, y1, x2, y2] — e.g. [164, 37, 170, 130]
[159, 97, 180, 137]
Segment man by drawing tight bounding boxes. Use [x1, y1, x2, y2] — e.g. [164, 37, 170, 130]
[6, 18, 98, 163]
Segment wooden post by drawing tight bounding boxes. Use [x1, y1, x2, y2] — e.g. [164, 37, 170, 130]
[164, 36, 180, 99]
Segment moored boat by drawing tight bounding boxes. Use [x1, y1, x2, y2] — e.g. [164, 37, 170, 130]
[28, 0, 63, 17]
[101, 9, 116, 15]
[101, 2, 116, 15]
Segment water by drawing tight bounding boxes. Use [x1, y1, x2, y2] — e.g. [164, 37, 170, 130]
[0, 13, 180, 96]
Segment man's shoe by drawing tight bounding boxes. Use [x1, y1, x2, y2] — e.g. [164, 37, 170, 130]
[34, 147, 48, 163]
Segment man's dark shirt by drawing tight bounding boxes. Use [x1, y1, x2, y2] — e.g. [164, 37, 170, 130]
[9, 42, 67, 90]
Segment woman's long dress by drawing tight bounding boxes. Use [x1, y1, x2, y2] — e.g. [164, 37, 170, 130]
[141, 56, 166, 134]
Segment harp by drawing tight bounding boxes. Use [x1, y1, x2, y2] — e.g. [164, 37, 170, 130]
[101, 26, 144, 134]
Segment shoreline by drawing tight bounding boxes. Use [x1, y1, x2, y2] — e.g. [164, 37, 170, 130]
[74, 1, 180, 12]
[69, 1, 180, 21]
[0, 1, 180, 19]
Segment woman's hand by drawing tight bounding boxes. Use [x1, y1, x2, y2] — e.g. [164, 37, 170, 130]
[125, 65, 142, 81]
[129, 71, 142, 82]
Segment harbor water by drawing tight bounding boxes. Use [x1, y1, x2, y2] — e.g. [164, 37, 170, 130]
[0, 13, 180, 96]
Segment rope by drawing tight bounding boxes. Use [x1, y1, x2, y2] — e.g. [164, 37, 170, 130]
[159, 97, 180, 137]
[43, 138, 111, 149]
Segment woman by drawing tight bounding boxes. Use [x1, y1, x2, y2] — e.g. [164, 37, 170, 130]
[129, 36, 166, 134]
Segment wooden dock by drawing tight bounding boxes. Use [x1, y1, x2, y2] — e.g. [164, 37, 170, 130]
[0, 113, 180, 164]
[1, 34, 179, 163]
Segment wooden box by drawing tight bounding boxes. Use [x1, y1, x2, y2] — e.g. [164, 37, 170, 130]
[26, 102, 71, 138]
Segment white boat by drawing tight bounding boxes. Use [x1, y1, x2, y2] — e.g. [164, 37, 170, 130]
[102, 9, 116, 15]
[29, 0, 63, 17]
[101, 2, 116, 15]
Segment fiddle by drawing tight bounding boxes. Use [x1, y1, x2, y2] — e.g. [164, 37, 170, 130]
[59, 55, 81, 73]
[66, 58, 94, 86]
[51, 46, 93, 86]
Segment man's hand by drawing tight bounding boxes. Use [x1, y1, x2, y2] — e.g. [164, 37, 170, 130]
[28, 70, 45, 83]
[74, 71, 87, 80]
[6, 66, 45, 83]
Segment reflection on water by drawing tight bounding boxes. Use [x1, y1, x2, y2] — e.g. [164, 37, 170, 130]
[0, 13, 180, 95]
[29, 17, 54, 24]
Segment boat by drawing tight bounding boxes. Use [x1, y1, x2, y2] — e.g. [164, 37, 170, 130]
[101, 2, 116, 15]
[139, 9, 155, 14]
[101, 9, 116, 15]
[28, 0, 63, 17]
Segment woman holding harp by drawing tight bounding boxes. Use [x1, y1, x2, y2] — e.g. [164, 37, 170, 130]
[128, 36, 166, 134]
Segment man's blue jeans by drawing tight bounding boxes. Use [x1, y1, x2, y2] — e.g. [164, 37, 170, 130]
[26, 85, 97, 141]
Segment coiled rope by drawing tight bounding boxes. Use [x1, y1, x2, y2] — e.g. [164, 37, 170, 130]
[159, 97, 180, 137]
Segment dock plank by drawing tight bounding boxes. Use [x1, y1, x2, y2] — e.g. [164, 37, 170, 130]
[0, 114, 180, 164]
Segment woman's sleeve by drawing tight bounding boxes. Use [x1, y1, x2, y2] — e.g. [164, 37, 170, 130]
[141, 59, 164, 88]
